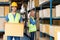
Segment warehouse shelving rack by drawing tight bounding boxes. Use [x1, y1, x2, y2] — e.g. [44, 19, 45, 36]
[0, 2, 10, 33]
[39, 0, 60, 40]
[26, 0, 60, 40]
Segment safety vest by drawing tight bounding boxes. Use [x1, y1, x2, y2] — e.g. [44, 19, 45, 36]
[8, 13, 20, 23]
[28, 17, 37, 33]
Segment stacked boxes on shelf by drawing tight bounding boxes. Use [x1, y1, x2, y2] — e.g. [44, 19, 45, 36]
[43, 8, 56, 17]
[0, 6, 4, 16]
[39, 8, 56, 18]
[0, 6, 9, 31]
[0, 0, 9, 31]
[4, 6, 9, 16]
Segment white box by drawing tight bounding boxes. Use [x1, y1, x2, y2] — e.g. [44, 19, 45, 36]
[56, 5, 60, 17]
[39, 10, 44, 18]
[43, 8, 56, 17]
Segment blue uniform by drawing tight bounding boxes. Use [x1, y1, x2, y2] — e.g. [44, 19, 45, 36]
[30, 18, 36, 25]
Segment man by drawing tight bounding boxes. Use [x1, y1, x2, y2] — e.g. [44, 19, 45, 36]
[6, 2, 23, 40]
[28, 10, 37, 40]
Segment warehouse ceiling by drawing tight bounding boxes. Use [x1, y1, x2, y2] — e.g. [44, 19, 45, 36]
[11, 0, 29, 9]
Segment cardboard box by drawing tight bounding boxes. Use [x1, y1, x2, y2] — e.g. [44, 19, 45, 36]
[43, 8, 56, 17]
[49, 26, 54, 37]
[0, 18, 5, 30]
[4, 0, 9, 2]
[39, 10, 44, 18]
[39, 0, 44, 4]
[0, 0, 9, 2]
[0, 0, 4, 2]
[5, 23, 24, 37]
[40, 24, 43, 32]
[4, 6, 9, 16]
[54, 26, 60, 40]
[45, 24, 50, 34]
[39, 0, 49, 4]
[0, 6, 4, 16]
[56, 5, 60, 17]
[42, 24, 46, 33]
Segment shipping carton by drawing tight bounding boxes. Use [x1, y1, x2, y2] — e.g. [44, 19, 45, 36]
[5, 23, 24, 37]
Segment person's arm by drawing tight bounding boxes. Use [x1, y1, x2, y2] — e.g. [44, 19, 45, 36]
[5, 15, 9, 22]
[20, 16, 23, 23]
[30, 18, 36, 25]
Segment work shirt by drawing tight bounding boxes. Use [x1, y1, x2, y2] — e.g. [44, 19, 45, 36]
[30, 17, 36, 25]
[6, 14, 23, 22]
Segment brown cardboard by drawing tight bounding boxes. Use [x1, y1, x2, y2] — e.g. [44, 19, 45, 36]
[45, 24, 50, 34]
[0, 0, 4, 2]
[5, 23, 24, 37]
[4, 0, 9, 2]
[54, 26, 60, 40]
[0, 6, 4, 16]
[0, 0, 9, 2]
[4, 6, 9, 16]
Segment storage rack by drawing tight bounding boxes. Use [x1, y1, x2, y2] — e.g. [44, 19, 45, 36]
[0, 2, 10, 33]
[27, 0, 60, 40]
[39, 0, 60, 40]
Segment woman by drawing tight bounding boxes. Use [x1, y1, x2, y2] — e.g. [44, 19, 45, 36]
[28, 10, 37, 40]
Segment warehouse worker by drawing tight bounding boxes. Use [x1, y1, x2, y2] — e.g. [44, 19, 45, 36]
[6, 2, 23, 40]
[28, 10, 37, 40]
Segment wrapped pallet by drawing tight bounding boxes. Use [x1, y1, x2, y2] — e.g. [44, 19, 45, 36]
[43, 8, 56, 17]
[56, 5, 60, 17]
[0, 6, 4, 16]
[4, 6, 9, 16]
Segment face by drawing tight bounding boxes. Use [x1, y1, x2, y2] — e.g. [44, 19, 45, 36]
[30, 10, 35, 17]
[12, 6, 17, 12]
